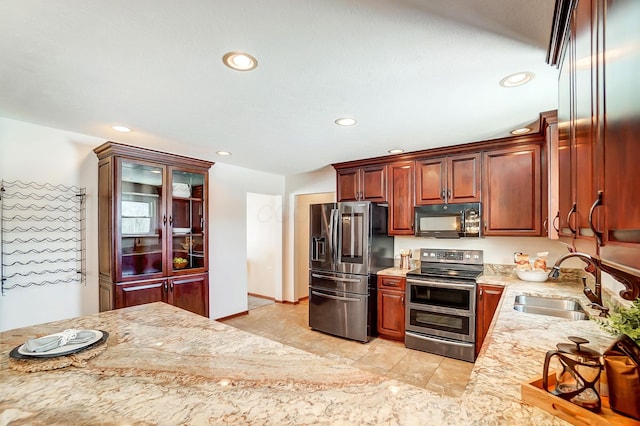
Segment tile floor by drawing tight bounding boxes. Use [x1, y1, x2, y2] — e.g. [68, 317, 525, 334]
[221, 299, 474, 397]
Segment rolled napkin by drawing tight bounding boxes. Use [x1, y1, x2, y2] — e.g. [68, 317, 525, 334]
[24, 329, 95, 353]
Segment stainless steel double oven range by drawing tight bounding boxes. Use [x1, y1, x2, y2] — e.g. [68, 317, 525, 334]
[405, 248, 484, 362]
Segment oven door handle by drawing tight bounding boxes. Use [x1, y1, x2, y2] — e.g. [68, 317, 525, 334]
[311, 273, 361, 283]
[405, 331, 474, 348]
[311, 290, 361, 303]
[406, 279, 475, 290]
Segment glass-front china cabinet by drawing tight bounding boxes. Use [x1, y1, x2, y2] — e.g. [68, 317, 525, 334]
[94, 142, 214, 317]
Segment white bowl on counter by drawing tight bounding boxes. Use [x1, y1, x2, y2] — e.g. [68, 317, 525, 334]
[515, 269, 549, 282]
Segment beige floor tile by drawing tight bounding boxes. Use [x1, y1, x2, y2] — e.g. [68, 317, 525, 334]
[220, 298, 473, 395]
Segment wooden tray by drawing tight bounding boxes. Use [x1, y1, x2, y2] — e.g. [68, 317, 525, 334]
[521, 376, 640, 426]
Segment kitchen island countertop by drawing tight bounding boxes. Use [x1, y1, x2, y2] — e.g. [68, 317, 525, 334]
[0, 269, 619, 425]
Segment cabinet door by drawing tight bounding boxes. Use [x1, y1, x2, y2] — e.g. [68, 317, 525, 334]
[337, 169, 359, 201]
[447, 153, 481, 203]
[600, 0, 640, 270]
[115, 278, 167, 309]
[169, 168, 208, 275]
[415, 157, 445, 205]
[169, 274, 209, 317]
[361, 165, 387, 201]
[482, 145, 543, 236]
[388, 161, 415, 235]
[117, 159, 166, 281]
[377, 289, 405, 341]
[572, 0, 598, 253]
[475, 285, 503, 356]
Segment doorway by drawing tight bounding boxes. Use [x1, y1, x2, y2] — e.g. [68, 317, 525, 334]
[293, 192, 334, 301]
[246, 192, 282, 309]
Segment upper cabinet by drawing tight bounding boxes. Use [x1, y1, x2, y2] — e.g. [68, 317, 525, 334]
[336, 165, 387, 202]
[552, 0, 600, 254]
[548, 0, 640, 297]
[94, 142, 214, 316]
[415, 153, 481, 205]
[482, 143, 544, 236]
[387, 161, 415, 235]
[599, 0, 640, 270]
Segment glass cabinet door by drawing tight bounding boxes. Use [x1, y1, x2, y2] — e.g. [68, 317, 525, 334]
[170, 169, 206, 273]
[119, 160, 165, 279]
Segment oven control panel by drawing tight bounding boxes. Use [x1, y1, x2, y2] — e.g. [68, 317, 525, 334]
[419, 248, 483, 265]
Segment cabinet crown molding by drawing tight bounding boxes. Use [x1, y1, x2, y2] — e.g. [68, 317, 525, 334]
[94, 141, 215, 170]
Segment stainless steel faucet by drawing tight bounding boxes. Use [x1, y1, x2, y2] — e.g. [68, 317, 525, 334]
[548, 252, 610, 317]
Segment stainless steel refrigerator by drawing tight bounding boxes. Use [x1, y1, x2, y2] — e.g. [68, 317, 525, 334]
[308, 201, 394, 342]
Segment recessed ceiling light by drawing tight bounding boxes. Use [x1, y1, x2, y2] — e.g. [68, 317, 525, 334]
[388, 149, 404, 154]
[499, 72, 535, 87]
[335, 117, 357, 126]
[222, 52, 258, 71]
[511, 127, 532, 135]
[216, 151, 232, 156]
[112, 125, 131, 133]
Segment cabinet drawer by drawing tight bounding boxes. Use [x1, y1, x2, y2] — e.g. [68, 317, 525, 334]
[377, 275, 406, 291]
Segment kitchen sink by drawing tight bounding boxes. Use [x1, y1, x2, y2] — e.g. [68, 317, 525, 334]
[513, 295, 588, 320]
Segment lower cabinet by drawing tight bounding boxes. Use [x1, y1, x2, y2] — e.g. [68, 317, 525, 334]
[170, 274, 209, 317]
[377, 275, 406, 341]
[475, 284, 504, 357]
[106, 273, 209, 317]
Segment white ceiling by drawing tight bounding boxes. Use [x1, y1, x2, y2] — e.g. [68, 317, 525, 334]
[0, 0, 558, 175]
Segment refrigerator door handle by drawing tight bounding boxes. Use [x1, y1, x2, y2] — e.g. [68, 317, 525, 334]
[311, 290, 361, 303]
[331, 208, 339, 265]
[311, 273, 361, 283]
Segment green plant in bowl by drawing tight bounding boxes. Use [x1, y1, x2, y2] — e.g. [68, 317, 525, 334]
[596, 298, 640, 344]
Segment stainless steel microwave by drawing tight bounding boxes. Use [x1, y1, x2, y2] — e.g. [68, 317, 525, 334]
[414, 203, 482, 238]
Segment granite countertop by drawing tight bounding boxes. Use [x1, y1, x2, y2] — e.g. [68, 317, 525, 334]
[0, 268, 620, 425]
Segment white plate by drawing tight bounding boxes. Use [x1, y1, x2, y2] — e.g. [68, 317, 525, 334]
[18, 330, 103, 357]
[173, 228, 191, 234]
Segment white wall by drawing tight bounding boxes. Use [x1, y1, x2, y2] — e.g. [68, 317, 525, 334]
[0, 117, 103, 331]
[282, 166, 336, 302]
[246, 192, 282, 299]
[209, 163, 284, 319]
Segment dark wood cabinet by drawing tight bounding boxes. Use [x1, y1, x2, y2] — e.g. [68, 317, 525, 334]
[387, 161, 414, 235]
[550, 0, 640, 276]
[599, 0, 640, 271]
[169, 275, 209, 317]
[336, 165, 387, 201]
[482, 144, 544, 236]
[548, 0, 640, 297]
[377, 275, 406, 341]
[553, 0, 600, 254]
[475, 284, 503, 357]
[94, 142, 213, 317]
[115, 278, 166, 309]
[415, 153, 481, 205]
